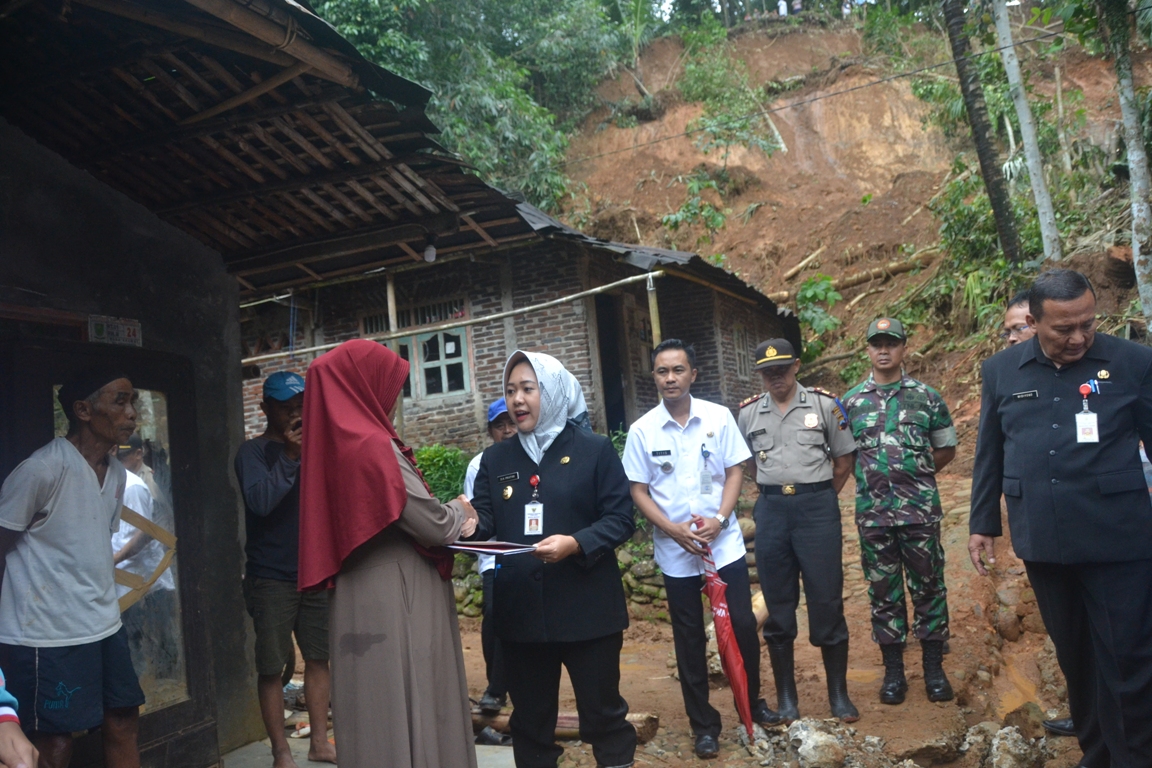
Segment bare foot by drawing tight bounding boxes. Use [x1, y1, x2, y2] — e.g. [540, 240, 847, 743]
[272, 746, 301, 768]
[308, 738, 336, 764]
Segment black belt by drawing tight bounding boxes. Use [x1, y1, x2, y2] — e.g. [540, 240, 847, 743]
[759, 480, 833, 496]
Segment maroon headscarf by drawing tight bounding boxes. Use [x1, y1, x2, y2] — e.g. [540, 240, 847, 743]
[298, 339, 453, 590]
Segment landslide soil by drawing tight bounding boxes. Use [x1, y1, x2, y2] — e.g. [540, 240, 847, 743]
[458, 20, 1147, 767]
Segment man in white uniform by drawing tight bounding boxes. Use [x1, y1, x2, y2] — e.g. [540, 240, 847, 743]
[623, 340, 775, 760]
[463, 397, 518, 716]
[0, 368, 144, 768]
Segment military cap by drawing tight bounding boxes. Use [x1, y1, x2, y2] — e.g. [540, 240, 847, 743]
[753, 339, 796, 370]
[866, 317, 906, 342]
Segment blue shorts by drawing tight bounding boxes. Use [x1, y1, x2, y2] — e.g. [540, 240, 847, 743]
[0, 625, 145, 734]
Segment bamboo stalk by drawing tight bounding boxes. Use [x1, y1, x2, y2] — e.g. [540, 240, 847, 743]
[180, 0, 358, 88]
[242, 271, 666, 364]
[1055, 65, 1074, 174]
[73, 0, 299, 69]
[182, 61, 311, 124]
[783, 244, 826, 281]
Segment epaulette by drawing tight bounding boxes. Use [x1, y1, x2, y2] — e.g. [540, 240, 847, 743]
[739, 393, 765, 408]
[810, 387, 850, 431]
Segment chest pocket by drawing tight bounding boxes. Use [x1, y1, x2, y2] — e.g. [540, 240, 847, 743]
[752, 434, 776, 466]
[794, 429, 827, 466]
[898, 410, 931, 449]
[851, 410, 882, 448]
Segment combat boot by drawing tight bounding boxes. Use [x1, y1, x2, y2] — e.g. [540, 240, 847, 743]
[921, 640, 954, 702]
[879, 643, 908, 705]
[766, 643, 800, 721]
[821, 641, 859, 722]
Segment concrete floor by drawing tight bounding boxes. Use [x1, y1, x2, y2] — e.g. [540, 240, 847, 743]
[221, 737, 515, 768]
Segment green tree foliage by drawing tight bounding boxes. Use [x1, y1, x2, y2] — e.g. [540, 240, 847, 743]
[314, 0, 630, 209]
[796, 274, 842, 362]
[414, 444, 469, 503]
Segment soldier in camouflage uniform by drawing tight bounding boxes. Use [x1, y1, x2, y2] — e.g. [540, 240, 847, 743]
[843, 318, 958, 705]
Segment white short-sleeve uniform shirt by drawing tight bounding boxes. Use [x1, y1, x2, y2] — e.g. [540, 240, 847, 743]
[0, 437, 126, 647]
[464, 451, 495, 574]
[623, 397, 752, 577]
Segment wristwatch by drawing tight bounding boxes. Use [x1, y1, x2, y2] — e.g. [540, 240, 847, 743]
[713, 513, 730, 530]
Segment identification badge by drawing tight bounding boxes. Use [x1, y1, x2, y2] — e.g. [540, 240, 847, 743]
[524, 502, 544, 535]
[1076, 411, 1099, 443]
[699, 471, 713, 495]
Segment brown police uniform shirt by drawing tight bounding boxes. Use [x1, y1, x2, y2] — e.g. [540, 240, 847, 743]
[737, 385, 857, 486]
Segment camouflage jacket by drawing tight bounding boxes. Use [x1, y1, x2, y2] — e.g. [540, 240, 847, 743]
[843, 373, 958, 527]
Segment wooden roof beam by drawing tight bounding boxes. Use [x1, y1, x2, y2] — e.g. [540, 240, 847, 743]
[182, 61, 311, 124]
[156, 154, 440, 214]
[180, 0, 359, 88]
[227, 210, 458, 274]
[72, 0, 300, 70]
[462, 214, 498, 248]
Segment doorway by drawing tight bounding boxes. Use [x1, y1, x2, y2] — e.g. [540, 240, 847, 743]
[595, 295, 627, 434]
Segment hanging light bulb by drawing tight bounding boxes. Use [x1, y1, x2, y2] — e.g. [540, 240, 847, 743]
[423, 233, 437, 262]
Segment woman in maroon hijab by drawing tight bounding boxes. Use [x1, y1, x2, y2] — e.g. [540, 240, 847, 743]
[298, 340, 478, 768]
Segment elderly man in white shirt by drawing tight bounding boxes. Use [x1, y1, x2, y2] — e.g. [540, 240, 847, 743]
[623, 340, 776, 760]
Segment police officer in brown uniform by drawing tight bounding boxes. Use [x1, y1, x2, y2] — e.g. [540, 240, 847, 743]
[738, 339, 859, 723]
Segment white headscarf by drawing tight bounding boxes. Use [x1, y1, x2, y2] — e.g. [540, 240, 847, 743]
[503, 350, 589, 465]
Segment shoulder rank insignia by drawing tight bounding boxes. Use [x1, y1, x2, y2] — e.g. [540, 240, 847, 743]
[739, 393, 765, 408]
[809, 387, 849, 431]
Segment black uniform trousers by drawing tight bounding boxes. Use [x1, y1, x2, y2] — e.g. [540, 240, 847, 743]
[663, 558, 762, 739]
[1026, 558, 1152, 768]
[481, 569, 507, 699]
[503, 632, 636, 768]
[753, 488, 849, 646]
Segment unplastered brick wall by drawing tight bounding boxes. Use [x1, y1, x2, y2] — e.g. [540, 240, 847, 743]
[715, 293, 788, 408]
[237, 242, 602, 454]
[658, 277, 723, 404]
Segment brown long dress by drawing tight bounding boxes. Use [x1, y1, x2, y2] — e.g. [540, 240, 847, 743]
[329, 442, 477, 768]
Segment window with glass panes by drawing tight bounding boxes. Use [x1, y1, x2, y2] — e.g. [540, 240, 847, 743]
[361, 300, 469, 399]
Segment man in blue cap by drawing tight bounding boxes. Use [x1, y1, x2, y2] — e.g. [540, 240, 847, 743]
[463, 398, 518, 723]
[234, 372, 335, 768]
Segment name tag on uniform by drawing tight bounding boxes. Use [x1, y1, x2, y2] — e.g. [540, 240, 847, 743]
[748, 429, 766, 438]
[699, 471, 712, 495]
[1012, 390, 1038, 401]
[651, 450, 672, 457]
[524, 502, 544, 535]
[498, 472, 519, 483]
[1076, 411, 1099, 443]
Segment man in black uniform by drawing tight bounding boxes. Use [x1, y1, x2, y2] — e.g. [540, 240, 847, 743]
[969, 269, 1152, 768]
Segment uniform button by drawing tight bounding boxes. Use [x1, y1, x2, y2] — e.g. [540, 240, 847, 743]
[1051, 479, 1059, 484]
[1052, 423, 1059, 429]
[1054, 397, 1060, 402]
[1049, 450, 1056, 456]
[533, 572, 542, 581]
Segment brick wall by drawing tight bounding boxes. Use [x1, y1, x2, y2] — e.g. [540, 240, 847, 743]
[238, 245, 791, 448]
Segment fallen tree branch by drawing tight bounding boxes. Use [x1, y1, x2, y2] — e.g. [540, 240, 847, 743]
[765, 247, 939, 303]
[783, 244, 826, 281]
[473, 711, 659, 743]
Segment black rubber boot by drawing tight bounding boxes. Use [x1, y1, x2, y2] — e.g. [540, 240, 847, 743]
[766, 643, 800, 721]
[921, 640, 954, 702]
[821, 642, 860, 722]
[879, 643, 908, 705]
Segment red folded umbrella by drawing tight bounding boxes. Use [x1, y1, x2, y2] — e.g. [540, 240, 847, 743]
[701, 544, 754, 739]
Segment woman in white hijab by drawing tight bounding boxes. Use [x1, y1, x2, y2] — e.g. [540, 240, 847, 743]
[468, 351, 637, 768]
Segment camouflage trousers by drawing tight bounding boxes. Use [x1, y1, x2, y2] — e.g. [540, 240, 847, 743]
[858, 522, 949, 645]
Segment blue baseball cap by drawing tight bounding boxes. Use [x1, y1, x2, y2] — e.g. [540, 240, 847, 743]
[263, 371, 305, 402]
[487, 398, 508, 423]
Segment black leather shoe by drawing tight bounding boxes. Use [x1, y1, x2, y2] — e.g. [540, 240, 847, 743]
[766, 643, 800, 721]
[821, 641, 860, 722]
[921, 640, 954, 702]
[751, 698, 784, 726]
[694, 734, 719, 759]
[478, 691, 506, 715]
[1043, 717, 1076, 737]
[879, 643, 908, 705]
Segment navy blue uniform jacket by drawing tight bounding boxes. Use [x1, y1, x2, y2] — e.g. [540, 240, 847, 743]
[471, 424, 635, 643]
[970, 332, 1152, 563]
